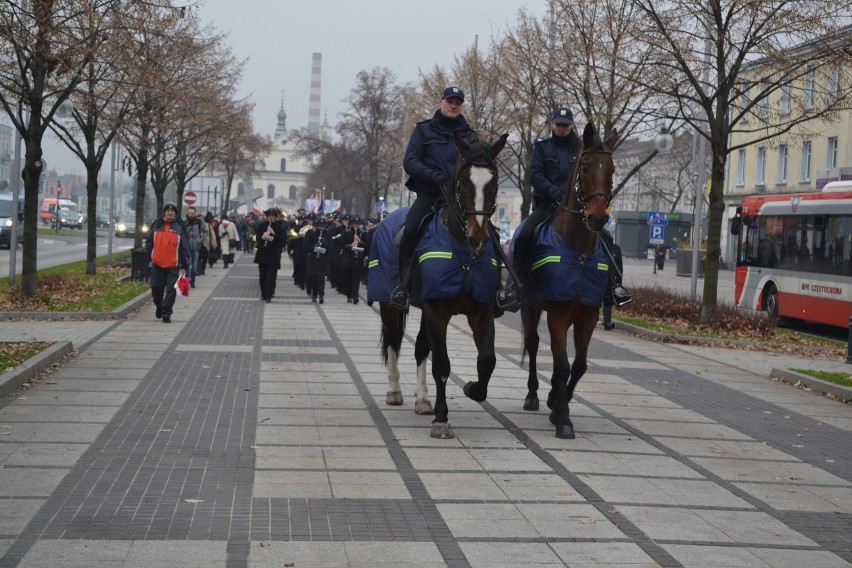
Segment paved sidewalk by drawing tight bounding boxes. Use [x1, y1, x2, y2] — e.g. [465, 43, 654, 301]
[0, 254, 848, 567]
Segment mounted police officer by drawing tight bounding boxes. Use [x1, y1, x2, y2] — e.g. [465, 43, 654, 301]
[389, 86, 476, 313]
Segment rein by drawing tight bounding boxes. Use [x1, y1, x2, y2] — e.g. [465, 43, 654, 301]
[561, 149, 614, 225]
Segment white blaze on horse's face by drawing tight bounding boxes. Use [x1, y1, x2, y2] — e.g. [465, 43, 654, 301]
[469, 166, 494, 228]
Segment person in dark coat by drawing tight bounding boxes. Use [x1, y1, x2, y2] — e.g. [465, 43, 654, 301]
[146, 202, 190, 324]
[254, 208, 286, 302]
[342, 216, 367, 304]
[304, 216, 332, 304]
[389, 86, 477, 312]
[513, 107, 581, 278]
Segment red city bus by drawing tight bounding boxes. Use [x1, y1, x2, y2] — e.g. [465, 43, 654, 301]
[731, 182, 852, 328]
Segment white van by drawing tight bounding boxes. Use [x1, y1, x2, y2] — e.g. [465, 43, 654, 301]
[0, 194, 23, 248]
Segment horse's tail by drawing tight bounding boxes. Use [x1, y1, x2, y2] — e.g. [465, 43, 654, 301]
[380, 304, 407, 366]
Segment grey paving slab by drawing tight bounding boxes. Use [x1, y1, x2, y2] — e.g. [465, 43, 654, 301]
[0, 255, 849, 568]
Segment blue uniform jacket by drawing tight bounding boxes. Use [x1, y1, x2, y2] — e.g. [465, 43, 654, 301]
[404, 111, 475, 197]
[530, 135, 578, 208]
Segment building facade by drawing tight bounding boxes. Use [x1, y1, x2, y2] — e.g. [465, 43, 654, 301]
[229, 102, 331, 215]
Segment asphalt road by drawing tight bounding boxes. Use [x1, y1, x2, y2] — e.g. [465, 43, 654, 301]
[0, 229, 134, 277]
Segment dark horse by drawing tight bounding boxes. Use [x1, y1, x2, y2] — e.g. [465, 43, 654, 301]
[518, 122, 618, 439]
[377, 133, 509, 438]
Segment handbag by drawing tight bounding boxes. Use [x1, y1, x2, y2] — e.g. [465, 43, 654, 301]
[229, 238, 236, 248]
[174, 274, 190, 297]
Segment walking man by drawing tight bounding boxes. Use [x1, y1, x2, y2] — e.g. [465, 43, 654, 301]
[183, 206, 207, 288]
[146, 202, 190, 324]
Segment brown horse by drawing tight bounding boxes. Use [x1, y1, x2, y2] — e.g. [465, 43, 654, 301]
[376, 133, 509, 438]
[518, 122, 618, 439]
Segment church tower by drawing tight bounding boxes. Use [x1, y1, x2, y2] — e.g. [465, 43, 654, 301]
[274, 94, 287, 138]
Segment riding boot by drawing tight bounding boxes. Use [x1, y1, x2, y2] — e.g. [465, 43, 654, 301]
[603, 304, 615, 330]
[389, 254, 415, 313]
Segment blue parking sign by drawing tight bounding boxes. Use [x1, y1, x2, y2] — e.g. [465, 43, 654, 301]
[650, 225, 665, 241]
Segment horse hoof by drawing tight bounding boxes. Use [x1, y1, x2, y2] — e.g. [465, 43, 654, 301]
[430, 422, 455, 439]
[523, 395, 539, 411]
[385, 391, 403, 406]
[463, 381, 487, 403]
[415, 400, 434, 415]
[555, 424, 576, 439]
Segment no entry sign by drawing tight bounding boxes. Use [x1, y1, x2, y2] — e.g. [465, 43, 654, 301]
[184, 191, 197, 205]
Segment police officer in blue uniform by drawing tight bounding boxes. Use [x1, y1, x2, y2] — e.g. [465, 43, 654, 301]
[389, 86, 477, 312]
[511, 107, 630, 307]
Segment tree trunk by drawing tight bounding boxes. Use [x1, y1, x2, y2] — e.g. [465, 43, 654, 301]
[20, 133, 45, 296]
[85, 167, 100, 275]
[133, 151, 149, 250]
[700, 145, 728, 323]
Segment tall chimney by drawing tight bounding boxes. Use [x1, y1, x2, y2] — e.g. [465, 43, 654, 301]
[308, 53, 322, 134]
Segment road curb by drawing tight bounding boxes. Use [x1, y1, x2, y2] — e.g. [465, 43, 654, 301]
[0, 341, 74, 398]
[770, 367, 852, 402]
[0, 291, 149, 321]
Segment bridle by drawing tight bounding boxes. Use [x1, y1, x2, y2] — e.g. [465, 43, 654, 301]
[561, 147, 614, 227]
[440, 153, 499, 262]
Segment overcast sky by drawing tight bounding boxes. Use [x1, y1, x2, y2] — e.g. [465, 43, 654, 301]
[45, 0, 545, 174]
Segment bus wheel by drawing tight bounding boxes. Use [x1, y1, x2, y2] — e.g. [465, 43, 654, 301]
[764, 284, 779, 322]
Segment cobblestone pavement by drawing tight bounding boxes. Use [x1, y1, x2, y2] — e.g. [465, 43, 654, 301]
[0, 254, 848, 567]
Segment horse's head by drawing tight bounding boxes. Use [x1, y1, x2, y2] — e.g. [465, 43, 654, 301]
[571, 122, 618, 232]
[449, 132, 509, 254]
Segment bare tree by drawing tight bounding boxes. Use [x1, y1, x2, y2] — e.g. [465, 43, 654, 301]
[0, 0, 121, 295]
[48, 3, 142, 275]
[628, 0, 852, 320]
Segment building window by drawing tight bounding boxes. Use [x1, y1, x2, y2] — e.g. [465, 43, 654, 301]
[756, 147, 766, 185]
[280, 158, 286, 172]
[803, 67, 815, 110]
[780, 81, 791, 114]
[777, 145, 787, 184]
[827, 137, 838, 169]
[289, 185, 297, 200]
[758, 84, 768, 120]
[800, 141, 811, 182]
[829, 69, 841, 104]
[237, 182, 245, 196]
[267, 184, 275, 199]
[736, 148, 746, 186]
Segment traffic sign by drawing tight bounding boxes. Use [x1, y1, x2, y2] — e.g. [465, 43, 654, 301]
[183, 191, 197, 205]
[649, 225, 665, 243]
[646, 211, 668, 226]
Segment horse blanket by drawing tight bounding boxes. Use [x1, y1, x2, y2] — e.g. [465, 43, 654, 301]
[510, 219, 609, 307]
[367, 207, 499, 305]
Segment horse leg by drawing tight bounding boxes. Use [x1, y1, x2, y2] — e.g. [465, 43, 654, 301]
[462, 304, 496, 403]
[380, 303, 405, 406]
[546, 312, 574, 439]
[521, 306, 542, 411]
[560, 312, 597, 434]
[422, 303, 454, 439]
[413, 321, 433, 415]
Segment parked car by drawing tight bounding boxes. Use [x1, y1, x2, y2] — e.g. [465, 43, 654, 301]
[94, 213, 111, 228]
[52, 206, 84, 230]
[114, 214, 148, 238]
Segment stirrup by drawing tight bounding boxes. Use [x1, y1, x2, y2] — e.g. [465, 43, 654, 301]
[389, 286, 410, 313]
[613, 286, 632, 307]
[496, 285, 521, 313]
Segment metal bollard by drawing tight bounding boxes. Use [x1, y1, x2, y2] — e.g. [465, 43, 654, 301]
[847, 316, 852, 364]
